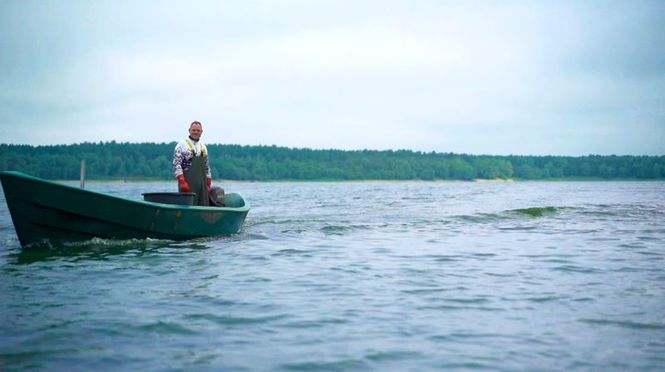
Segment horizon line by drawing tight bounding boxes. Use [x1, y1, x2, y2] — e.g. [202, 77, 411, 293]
[0, 141, 663, 158]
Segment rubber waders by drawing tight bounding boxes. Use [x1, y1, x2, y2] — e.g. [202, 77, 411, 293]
[183, 156, 209, 206]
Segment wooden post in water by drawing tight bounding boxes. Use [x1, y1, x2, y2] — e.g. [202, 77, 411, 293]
[80, 159, 86, 189]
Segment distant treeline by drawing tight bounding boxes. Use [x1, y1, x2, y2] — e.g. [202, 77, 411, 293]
[1, 142, 664, 181]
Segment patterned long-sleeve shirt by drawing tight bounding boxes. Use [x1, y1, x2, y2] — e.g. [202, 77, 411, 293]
[172, 138, 211, 178]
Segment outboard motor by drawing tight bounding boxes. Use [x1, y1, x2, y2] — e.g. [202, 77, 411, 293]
[209, 186, 225, 207]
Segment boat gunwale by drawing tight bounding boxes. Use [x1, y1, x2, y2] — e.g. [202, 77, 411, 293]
[0, 170, 250, 213]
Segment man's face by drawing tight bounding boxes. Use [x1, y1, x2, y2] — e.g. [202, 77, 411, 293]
[189, 124, 203, 140]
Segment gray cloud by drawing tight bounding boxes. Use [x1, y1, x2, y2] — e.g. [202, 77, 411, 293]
[0, 0, 663, 155]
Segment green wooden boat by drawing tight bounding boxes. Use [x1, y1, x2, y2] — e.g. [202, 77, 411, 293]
[0, 171, 250, 247]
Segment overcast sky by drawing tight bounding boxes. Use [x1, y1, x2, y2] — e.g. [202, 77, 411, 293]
[0, 0, 663, 155]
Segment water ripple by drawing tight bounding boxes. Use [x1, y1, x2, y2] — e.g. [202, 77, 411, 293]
[579, 319, 665, 330]
[137, 321, 198, 335]
[184, 313, 290, 326]
[1, 180, 665, 370]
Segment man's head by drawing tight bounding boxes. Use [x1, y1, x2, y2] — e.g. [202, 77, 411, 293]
[189, 121, 203, 141]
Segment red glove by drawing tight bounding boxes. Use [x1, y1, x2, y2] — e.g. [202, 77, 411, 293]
[177, 175, 190, 192]
[206, 177, 212, 192]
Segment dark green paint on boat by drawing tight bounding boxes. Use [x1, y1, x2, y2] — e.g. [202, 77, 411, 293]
[0, 171, 250, 247]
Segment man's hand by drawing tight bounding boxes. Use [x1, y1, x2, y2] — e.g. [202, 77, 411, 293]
[177, 175, 190, 192]
[206, 177, 212, 192]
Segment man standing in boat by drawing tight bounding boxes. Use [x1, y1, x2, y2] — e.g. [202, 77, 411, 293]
[172, 121, 212, 206]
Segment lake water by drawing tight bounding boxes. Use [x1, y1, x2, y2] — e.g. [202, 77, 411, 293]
[1, 180, 664, 370]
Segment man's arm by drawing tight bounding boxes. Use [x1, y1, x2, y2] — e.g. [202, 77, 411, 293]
[173, 144, 185, 177]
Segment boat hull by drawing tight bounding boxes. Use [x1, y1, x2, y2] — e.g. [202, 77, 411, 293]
[0, 171, 250, 247]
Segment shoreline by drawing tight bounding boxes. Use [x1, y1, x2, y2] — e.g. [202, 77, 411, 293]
[53, 177, 663, 183]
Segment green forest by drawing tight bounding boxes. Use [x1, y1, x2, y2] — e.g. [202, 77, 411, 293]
[1, 142, 664, 181]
